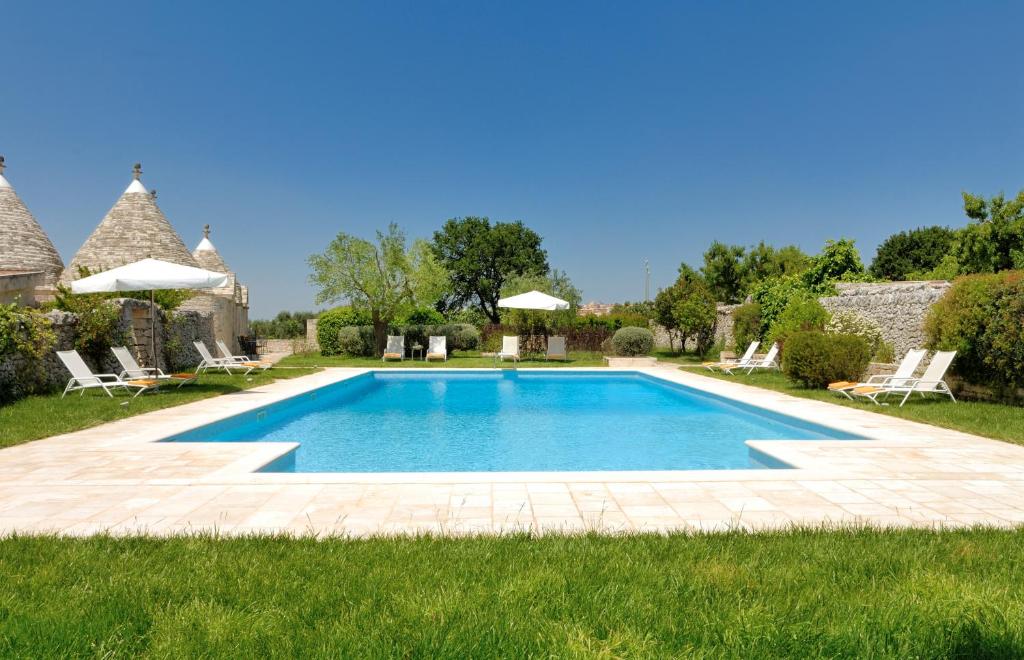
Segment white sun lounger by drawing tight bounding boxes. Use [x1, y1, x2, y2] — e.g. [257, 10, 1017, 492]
[383, 335, 405, 362]
[727, 343, 779, 374]
[194, 341, 264, 375]
[704, 341, 759, 371]
[111, 346, 196, 387]
[828, 349, 927, 399]
[546, 336, 567, 361]
[426, 336, 447, 361]
[216, 339, 255, 363]
[57, 349, 161, 398]
[497, 336, 520, 363]
[848, 351, 957, 406]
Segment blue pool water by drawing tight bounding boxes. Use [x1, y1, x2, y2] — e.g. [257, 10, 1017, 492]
[167, 371, 859, 472]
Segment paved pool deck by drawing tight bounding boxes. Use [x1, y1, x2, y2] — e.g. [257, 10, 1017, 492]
[2, 367, 1023, 536]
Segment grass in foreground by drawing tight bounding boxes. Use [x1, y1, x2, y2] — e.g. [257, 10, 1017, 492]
[0, 368, 319, 449]
[689, 368, 1024, 446]
[278, 350, 607, 368]
[1, 529, 1023, 656]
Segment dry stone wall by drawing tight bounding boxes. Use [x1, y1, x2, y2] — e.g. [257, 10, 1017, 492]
[0, 300, 215, 401]
[818, 281, 950, 359]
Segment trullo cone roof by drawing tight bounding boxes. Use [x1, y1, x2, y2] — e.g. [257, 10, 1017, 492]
[62, 163, 199, 282]
[0, 157, 65, 288]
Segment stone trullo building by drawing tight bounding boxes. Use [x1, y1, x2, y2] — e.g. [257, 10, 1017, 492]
[62, 163, 200, 279]
[180, 224, 250, 352]
[0, 156, 65, 304]
[62, 163, 250, 353]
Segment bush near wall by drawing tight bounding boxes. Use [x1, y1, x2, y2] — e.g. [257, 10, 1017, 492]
[0, 304, 57, 404]
[332, 324, 481, 357]
[766, 295, 831, 353]
[730, 302, 761, 351]
[318, 307, 373, 356]
[925, 271, 1024, 398]
[612, 327, 654, 356]
[782, 331, 871, 389]
[480, 324, 614, 353]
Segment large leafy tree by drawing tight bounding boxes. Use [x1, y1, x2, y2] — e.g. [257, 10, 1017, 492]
[870, 226, 957, 281]
[742, 242, 810, 291]
[701, 241, 746, 303]
[499, 269, 581, 334]
[431, 217, 549, 323]
[954, 190, 1024, 274]
[308, 224, 448, 355]
[801, 238, 868, 292]
[654, 265, 715, 353]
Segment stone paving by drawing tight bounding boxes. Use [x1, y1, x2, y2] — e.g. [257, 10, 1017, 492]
[2, 367, 1024, 537]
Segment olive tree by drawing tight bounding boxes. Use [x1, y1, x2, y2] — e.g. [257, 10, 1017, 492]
[308, 224, 448, 355]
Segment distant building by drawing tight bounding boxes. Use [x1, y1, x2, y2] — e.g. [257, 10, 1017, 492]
[578, 301, 616, 316]
[0, 157, 65, 304]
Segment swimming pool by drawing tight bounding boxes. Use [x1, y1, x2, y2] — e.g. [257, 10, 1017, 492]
[167, 371, 859, 472]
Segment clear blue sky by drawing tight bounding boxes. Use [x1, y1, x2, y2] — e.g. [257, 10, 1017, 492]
[4, 1, 1022, 318]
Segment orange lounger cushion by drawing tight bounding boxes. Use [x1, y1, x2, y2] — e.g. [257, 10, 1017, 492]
[172, 372, 197, 379]
[127, 379, 160, 387]
[851, 386, 883, 395]
[383, 353, 402, 359]
[828, 381, 858, 390]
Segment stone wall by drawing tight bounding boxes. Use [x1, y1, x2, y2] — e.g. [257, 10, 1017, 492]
[819, 281, 951, 358]
[651, 304, 740, 351]
[0, 300, 215, 401]
[305, 318, 319, 351]
[179, 292, 244, 355]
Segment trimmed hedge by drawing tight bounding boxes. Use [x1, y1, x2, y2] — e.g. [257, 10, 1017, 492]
[318, 307, 373, 356]
[612, 327, 654, 356]
[782, 331, 870, 389]
[925, 271, 1024, 397]
[330, 323, 481, 357]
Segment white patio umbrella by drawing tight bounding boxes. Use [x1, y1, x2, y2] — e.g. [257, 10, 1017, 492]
[497, 290, 570, 311]
[71, 258, 229, 367]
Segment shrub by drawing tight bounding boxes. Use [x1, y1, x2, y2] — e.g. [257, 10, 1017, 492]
[925, 271, 1024, 396]
[825, 309, 883, 357]
[399, 307, 445, 325]
[336, 326, 374, 356]
[52, 288, 126, 365]
[318, 307, 372, 355]
[874, 340, 896, 364]
[0, 303, 57, 403]
[749, 275, 808, 338]
[782, 331, 871, 388]
[612, 327, 654, 356]
[767, 294, 831, 352]
[731, 302, 761, 351]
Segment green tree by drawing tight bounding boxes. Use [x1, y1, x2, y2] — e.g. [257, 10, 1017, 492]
[431, 217, 549, 323]
[671, 276, 717, 356]
[801, 238, 868, 292]
[499, 269, 581, 334]
[870, 226, 957, 280]
[701, 242, 746, 303]
[742, 242, 811, 292]
[308, 224, 449, 355]
[954, 190, 1024, 274]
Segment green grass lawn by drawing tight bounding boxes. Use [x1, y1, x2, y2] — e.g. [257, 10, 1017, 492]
[277, 350, 608, 368]
[1, 529, 1022, 656]
[686, 367, 1024, 446]
[0, 368, 319, 449]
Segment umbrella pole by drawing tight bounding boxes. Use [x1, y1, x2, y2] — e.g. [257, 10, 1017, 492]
[151, 289, 157, 370]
